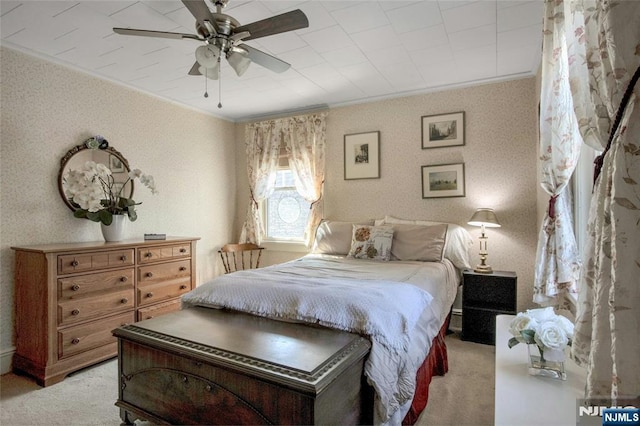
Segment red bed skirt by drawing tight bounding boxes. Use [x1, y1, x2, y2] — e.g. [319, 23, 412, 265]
[402, 313, 451, 425]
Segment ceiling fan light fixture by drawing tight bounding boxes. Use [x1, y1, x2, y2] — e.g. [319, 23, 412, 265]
[199, 65, 219, 80]
[195, 44, 220, 68]
[227, 49, 251, 77]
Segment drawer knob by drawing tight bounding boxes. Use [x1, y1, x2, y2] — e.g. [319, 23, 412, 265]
[206, 385, 212, 392]
[145, 252, 152, 258]
[71, 260, 79, 267]
[146, 272, 153, 278]
[146, 292, 154, 298]
[120, 298, 128, 304]
[179, 248, 187, 253]
[120, 255, 127, 261]
[182, 376, 188, 383]
[180, 285, 187, 290]
[71, 309, 80, 316]
[71, 284, 80, 291]
[179, 266, 186, 271]
[71, 338, 80, 345]
[120, 276, 128, 282]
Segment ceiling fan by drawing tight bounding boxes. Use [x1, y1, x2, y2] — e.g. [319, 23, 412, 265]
[113, 0, 309, 104]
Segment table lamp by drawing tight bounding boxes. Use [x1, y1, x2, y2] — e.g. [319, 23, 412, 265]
[468, 208, 501, 273]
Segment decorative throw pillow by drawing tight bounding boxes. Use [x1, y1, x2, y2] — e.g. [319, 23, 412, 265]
[347, 225, 394, 261]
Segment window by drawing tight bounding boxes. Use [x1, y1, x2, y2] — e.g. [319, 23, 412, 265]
[263, 169, 310, 242]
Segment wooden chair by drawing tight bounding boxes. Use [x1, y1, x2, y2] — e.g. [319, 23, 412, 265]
[218, 243, 265, 274]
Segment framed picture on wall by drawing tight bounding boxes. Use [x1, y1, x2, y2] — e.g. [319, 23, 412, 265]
[344, 131, 380, 180]
[421, 111, 465, 149]
[421, 163, 465, 198]
[109, 154, 125, 173]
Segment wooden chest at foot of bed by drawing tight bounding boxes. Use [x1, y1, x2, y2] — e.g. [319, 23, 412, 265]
[113, 307, 372, 425]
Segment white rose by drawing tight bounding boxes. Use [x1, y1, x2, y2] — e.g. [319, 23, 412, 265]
[534, 320, 569, 350]
[526, 307, 556, 322]
[552, 315, 574, 340]
[508, 312, 538, 342]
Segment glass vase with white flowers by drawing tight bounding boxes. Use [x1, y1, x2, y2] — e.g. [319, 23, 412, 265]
[508, 307, 574, 380]
[64, 160, 158, 226]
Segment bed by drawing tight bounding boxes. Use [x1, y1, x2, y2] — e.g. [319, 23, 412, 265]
[114, 217, 473, 425]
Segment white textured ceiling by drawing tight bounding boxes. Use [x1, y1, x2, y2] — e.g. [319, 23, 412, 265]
[1, 0, 543, 121]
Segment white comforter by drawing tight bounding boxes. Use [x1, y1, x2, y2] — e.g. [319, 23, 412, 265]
[182, 254, 459, 424]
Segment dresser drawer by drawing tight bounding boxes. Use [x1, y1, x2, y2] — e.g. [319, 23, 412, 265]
[58, 311, 135, 359]
[137, 279, 191, 307]
[58, 249, 134, 274]
[58, 269, 134, 299]
[137, 299, 182, 321]
[138, 244, 191, 264]
[138, 259, 191, 284]
[58, 288, 134, 326]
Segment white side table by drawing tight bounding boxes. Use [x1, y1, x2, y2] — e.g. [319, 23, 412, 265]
[495, 314, 587, 425]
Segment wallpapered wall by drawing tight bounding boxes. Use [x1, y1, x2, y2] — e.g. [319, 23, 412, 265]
[235, 77, 539, 313]
[1, 45, 539, 375]
[0, 47, 236, 372]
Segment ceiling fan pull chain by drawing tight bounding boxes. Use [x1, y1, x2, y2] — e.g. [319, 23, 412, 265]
[204, 74, 209, 98]
[218, 58, 222, 108]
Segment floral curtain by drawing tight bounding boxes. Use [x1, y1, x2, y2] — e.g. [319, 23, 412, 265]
[240, 113, 327, 245]
[282, 113, 327, 246]
[542, 0, 640, 403]
[534, 0, 583, 308]
[239, 120, 281, 244]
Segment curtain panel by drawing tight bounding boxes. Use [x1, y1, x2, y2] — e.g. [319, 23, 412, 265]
[542, 0, 640, 403]
[534, 0, 583, 308]
[240, 120, 281, 244]
[283, 112, 327, 246]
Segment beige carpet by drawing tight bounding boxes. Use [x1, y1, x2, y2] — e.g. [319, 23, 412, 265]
[0, 333, 494, 426]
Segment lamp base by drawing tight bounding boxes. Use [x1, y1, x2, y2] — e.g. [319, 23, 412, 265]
[474, 264, 493, 274]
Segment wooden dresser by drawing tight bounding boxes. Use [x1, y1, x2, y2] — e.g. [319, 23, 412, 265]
[11, 236, 199, 386]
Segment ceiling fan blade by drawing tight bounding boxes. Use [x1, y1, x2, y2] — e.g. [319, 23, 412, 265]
[182, 0, 217, 34]
[113, 27, 203, 41]
[230, 31, 251, 43]
[234, 9, 309, 41]
[188, 62, 202, 76]
[239, 44, 291, 73]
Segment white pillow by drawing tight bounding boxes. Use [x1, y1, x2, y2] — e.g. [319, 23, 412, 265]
[312, 220, 374, 255]
[379, 215, 473, 269]
[347, 225, 394, 261]
[389, 223, 448, 262]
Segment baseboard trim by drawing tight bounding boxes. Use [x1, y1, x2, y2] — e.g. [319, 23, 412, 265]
[1, 347, 15, 375]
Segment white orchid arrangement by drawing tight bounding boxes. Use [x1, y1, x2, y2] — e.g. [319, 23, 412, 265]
[64, 160, 158, 226]
[508, 307, 574, 362]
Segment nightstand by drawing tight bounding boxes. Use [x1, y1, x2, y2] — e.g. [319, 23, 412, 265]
[461, 270, 517, 345]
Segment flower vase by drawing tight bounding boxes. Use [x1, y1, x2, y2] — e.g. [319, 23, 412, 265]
[527, 344, 566, 380]
[101, 214, 126, 242]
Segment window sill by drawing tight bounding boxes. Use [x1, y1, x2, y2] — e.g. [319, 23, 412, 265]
[261, 240, 310, 253]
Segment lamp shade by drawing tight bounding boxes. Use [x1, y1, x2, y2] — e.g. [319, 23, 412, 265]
[468, 208, 501, 228]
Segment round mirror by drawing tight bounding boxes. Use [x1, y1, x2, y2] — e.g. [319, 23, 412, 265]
[58, 139, 134, 212]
